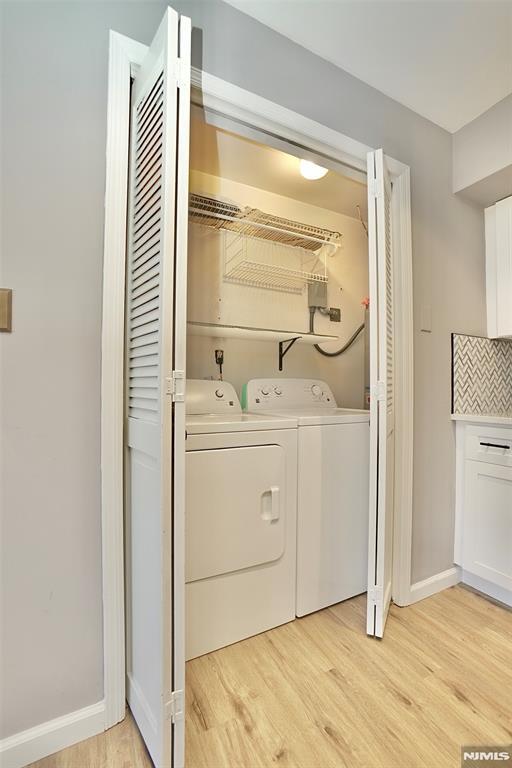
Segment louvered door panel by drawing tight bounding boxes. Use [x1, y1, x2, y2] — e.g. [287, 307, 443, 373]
[366, 148, 395, 639]
[127, 74, 164, 422]
[124, 10, 191, 768]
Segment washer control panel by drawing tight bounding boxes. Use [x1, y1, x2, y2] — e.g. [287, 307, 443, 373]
[186, 379, 241, 414]
[244, 379, 337, 410]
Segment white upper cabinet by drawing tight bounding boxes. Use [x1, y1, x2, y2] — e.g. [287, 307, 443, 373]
[485, 195, 512, 339]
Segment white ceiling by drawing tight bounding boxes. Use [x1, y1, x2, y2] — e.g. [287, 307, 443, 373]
[190, 116, 368, 218]
[224, 0, 512, 133]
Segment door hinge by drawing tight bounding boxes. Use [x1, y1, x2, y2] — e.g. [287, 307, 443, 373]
[368, 586, 383, 607]
[369, 179, 382, 199]
[371, 380, 386, 402]
[166, 689, 184, 723]
[166, 370, 185, 402]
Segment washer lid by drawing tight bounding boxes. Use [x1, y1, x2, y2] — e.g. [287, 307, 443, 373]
[185, 412, 298, 434]
[250, 407, 370, 426]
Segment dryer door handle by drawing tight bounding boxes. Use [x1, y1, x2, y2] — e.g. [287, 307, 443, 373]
[261, 486, 280, 522]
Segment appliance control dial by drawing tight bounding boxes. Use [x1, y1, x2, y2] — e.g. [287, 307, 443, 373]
[215, 389, 224, 399]
[260, 386, 270, 396]
[311, 384, 322, 397]
[274, 386, 282, 395]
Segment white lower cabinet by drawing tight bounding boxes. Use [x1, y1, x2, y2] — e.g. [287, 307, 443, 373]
[454, 420, 512, 605]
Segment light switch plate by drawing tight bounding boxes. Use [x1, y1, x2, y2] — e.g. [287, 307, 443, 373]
[0, 289, 12, 332]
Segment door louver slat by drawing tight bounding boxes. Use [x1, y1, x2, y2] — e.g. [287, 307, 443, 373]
[130, 320, 160, 340]
[130, 333, 160, 350]
[129, 356, 159, 370]
[130, 308, 160, 330]
[129, 346, 159, 361]
[131, 292, 160, 314]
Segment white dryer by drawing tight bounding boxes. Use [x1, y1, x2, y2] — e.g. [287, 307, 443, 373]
[244, 378, 370, 617]
[185, 380, 297, 659]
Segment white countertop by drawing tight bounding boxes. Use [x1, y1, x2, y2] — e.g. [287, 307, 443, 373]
[451, 413, 512, 426]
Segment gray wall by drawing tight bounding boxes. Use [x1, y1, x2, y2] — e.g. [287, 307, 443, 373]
[453, 94, 512, 206]
[0, 0, 485, 739]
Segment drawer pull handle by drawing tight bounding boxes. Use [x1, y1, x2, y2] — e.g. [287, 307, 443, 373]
[479, 442, 510, 450]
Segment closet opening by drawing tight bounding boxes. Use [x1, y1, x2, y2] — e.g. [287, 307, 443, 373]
[184, 108, 373, 761]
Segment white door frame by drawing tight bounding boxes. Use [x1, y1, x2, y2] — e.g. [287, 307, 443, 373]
[101, 30, 414, 726]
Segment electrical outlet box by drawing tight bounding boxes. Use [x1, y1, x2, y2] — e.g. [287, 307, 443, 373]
[329, 307, 341, 322]
[308, 282, 328, 308]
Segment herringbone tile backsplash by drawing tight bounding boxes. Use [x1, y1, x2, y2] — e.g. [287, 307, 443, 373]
[452, 333, 512, 416]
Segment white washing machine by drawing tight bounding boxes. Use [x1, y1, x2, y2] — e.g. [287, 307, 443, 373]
[244, 378, 370, 617]
[185, 380, 297, 659]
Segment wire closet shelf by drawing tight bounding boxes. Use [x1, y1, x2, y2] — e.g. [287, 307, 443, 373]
[189, 193, 342, 293]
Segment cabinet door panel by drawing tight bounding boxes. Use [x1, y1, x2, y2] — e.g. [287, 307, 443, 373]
[486, 196, 512, 339]
[495, 196, 512, 338]
[463, 460, 512, 590]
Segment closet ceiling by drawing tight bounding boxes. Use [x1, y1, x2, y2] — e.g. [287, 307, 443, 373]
[190, 118, 368, 220]
[224, 0, 512, 133]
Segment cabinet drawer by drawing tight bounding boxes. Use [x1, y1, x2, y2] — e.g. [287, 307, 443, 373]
[465, 425, 512, 467]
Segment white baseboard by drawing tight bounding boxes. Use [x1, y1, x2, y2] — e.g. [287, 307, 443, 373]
[461, 570, 512, 608]
[408, 566, 461, 604]
[0, 700, 106, 768]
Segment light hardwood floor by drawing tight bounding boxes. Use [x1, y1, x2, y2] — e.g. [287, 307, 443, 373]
[29, 586, 511, 768]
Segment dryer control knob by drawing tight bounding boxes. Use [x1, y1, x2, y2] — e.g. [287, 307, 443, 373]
[274, 387, 282, 396]
[215, 389, 224, 398]
[311, 384, 322, 397]
[260, 387, 270, 396]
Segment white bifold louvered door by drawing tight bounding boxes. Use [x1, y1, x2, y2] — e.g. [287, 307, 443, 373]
[366, 149, 395, 638]
[125, 8, 190, 768]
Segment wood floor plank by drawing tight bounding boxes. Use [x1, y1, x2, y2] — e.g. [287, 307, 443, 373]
[27, 586, 511, 768]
